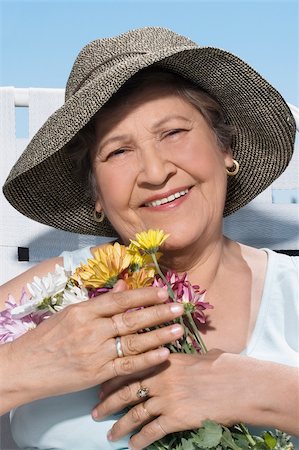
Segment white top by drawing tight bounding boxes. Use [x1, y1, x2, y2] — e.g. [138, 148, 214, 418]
[10, 248, 299, 449]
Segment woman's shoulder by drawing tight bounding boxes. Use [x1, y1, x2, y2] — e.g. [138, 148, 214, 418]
[238, 243, 298, 272]
[243, 247, 298, 366]
[237, 244, 298, 298]
[60, 246, 93, 271]
[262, 248, 299, 276]
[259, 248, 298, 312]
[237, 243, 268, 278]
[60, 243, 113, 272]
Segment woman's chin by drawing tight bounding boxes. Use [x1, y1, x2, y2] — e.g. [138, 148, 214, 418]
[162, 232, 201, 253]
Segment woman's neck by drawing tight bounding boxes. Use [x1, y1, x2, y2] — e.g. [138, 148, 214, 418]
[160, 235, 233, 290]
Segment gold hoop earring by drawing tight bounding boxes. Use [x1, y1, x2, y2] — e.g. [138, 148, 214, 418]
[93, 210, 105, 223]
[226, 159, 239, 176]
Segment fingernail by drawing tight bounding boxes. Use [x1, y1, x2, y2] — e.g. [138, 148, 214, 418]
[158, 347, 170, 358]
[157, 289, 168, 300]
[91, 408, 98, 420]
[107, 429, 113, 441]
[170, 303, 184, 314]
[170, 324, 183, 335]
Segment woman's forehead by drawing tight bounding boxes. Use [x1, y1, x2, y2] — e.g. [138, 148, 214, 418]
[94, 84, 195, 133]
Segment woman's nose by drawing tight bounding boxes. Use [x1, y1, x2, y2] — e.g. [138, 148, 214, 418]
[137, 142, 177, 186]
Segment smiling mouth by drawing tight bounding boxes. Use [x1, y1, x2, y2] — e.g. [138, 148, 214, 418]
[144, 189, 189, 207]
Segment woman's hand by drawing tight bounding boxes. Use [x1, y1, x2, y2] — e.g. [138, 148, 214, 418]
[94, 350, 236, 449]
[0, 282, 184, 415]
[94, 351, 299, 449]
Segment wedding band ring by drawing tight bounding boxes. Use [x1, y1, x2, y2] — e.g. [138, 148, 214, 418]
[115, 336, 124, 358]
[136, 386, 149, 399]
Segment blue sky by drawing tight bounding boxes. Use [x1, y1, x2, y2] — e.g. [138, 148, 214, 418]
[0, 0, 298, 106]
[0, 0, 298, 203]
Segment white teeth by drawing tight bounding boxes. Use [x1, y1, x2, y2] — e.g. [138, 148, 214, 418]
[145, 189, 189, 207]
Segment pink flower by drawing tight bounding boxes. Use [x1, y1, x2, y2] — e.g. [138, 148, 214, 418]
[0, 290, 46, 343]
[88, 287, 110, 298]
[153, 271, 213, 325]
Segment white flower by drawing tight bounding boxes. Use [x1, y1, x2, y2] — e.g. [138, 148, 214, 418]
[55, 284, 89, 311]
[10, 298, 41, 319]
[11, 265, 69, 319]
[27, 265, 68, 302]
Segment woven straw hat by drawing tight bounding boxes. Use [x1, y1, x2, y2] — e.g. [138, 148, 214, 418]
[3, 27, 296, 236]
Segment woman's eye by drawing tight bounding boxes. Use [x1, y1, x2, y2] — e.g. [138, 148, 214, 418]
[107, 148, 127, 159]
[165, 129, 186, 138]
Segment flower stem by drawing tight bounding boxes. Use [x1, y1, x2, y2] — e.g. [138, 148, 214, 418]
[151, 253, 185, 329]
[168, 343, 179, 353]
[151, 253, 175, 300]
[186, 311, 208, 354]
[238, 423, 256, 446]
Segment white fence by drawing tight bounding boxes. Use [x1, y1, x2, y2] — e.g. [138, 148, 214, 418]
[1, 88, 298, 287]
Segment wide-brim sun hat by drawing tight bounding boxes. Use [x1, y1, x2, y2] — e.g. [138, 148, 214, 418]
[2, 27, 296, 236]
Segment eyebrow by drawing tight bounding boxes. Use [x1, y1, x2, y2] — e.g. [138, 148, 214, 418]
[151, 115, 192, 130]
[99, 115, 192, 150]
[99, 134, 129, 151]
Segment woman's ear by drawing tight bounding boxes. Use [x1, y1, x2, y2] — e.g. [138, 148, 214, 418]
[223, 148, 234, 169]
[95, 198, 102, 213]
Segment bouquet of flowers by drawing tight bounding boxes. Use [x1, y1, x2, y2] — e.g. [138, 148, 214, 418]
[0, 230, 294, 449]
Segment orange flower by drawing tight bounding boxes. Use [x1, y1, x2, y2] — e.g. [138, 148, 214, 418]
[73, 242, 131, 288]
[123, 267, 156, 289]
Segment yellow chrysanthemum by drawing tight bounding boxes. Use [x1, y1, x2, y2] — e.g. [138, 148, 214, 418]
[127, 243, 163, 272]
[130, 229, 170, 254]
[74, 242, 131, 288]
[127, 242, 156, 268]
[71, 264, 88, 285]
[123, 267, 156, 289]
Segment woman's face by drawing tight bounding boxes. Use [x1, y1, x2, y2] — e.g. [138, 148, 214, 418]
[92, 84, 233, 250]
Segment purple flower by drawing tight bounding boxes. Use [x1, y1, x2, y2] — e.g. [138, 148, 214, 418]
[153, 271, 213, 325]
[0, 290, 46, 343]
[88, 287, 111, 298]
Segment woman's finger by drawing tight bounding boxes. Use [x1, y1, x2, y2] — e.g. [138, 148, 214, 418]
[100, 357, 169, 399]
[112, 279, 129, 293]
[106, 348, 169, 381]
[91, 287, 170, 317]
[128, 416, 169, 450]
[120, 323, 184, 356]
[105, 399, 165, 445]
[94, 379, 144, 420]
[94, 325, 183, 418]
[110, 302, 184, 337]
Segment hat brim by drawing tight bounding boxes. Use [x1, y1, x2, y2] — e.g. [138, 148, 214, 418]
[3, 46, 296, 236]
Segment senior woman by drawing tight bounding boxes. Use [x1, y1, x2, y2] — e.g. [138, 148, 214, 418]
[1, 27, 298, 450]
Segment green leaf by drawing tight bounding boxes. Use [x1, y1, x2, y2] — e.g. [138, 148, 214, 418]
[231, 432, 251, 449]
[180, 438, 197, 450]
[220, 428, 242, 450]
[174, 445, 183, 450]
[263, 432, 277, 449]
[192, 420, 223, 448]
[251, 443, 269, 450]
